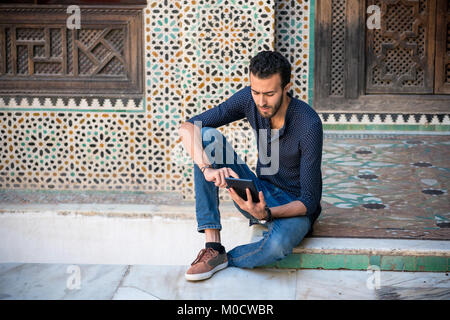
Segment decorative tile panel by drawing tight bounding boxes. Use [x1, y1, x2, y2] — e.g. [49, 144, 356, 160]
[0, 111, 148, 191]
[176, 0, 275, 199]
[275, 0, 313, 103]
[0, 1, 274, 194]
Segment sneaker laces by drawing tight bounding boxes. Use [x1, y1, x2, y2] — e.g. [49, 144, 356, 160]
[191, 248, 216, 265]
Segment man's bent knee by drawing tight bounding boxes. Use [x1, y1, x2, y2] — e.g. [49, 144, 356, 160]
[265, 237, 292, 262]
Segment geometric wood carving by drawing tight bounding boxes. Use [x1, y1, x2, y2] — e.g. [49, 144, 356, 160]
[366, 0, 436, 94]
[0, 5, 144, 97]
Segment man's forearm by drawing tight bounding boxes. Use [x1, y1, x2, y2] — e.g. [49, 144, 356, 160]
[178, 122, 211, 168]
[270, 200, 307, 218]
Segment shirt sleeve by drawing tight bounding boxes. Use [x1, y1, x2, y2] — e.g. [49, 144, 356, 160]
[185, 87, 249, 128]
[297, 120, 323, 217]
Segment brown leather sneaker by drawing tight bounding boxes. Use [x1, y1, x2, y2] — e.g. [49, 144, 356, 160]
[185, 247, 228, 281]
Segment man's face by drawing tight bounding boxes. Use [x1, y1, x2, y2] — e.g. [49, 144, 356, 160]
[250, 72, 285, 119]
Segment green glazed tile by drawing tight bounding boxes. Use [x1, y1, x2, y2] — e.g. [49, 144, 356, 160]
[380, 256, 415, 271]
[322, 254, 346, 269]
[345, 255, 369, 270]
[277, 254, 301, 268]
[300, 254, 324, 269]
[369, 255, 381, 267]
[258, 254, 448, 272]
[416, 256, 448, 272]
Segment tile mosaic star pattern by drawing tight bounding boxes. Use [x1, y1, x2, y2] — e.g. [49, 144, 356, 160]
[0, 112, 149, 190]
[0, 0, 276, 194]
[173, 0, 275, 198]
[275, 0, 312, 103]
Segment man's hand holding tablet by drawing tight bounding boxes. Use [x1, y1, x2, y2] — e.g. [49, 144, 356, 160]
[225, 177, 270, 222]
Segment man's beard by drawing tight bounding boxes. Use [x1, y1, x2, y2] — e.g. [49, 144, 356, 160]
[257, 94, 283, 119]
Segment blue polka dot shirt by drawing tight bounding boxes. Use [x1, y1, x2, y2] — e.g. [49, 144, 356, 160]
[186, 86, 323, 224]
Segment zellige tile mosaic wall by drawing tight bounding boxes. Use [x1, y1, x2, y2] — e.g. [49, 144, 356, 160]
[0, 0, 276, 196]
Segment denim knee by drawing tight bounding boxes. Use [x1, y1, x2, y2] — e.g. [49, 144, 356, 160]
[264, 235, 293, 262]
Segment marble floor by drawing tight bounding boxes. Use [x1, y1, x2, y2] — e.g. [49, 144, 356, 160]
[0, 263, 449, 300]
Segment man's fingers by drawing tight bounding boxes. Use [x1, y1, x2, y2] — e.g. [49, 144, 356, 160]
[211, 167, 240, 188]
[229, 168, 239, 179]
[259, 191, 266, 204]
[219, 170, 225, 187]
[223, 167, 239, 179]
[258, 191, 267, 210]
[221, 171, 228, 188]
[246, 188, 253, 203]
[229, 188, 244, 206]
[213, 171, 221, 187]
[223, 168, 232, 186]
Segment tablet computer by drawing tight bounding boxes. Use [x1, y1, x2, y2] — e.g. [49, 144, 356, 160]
[225, 177, 260, 203]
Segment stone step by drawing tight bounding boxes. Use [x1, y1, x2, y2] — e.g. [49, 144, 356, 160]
[0, 202, 250, 265]
[1, 203, 449, 272]
[251, 225, 450, 272]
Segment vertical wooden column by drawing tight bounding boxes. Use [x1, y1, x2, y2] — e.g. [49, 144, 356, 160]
[314, 0, 333, 102]
[435, 0, 450, 93]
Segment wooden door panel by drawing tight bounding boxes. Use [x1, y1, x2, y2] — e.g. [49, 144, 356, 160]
[435, 0, 450, 94]
[366, 0, 436, 94]
[0, 6, 144, 96]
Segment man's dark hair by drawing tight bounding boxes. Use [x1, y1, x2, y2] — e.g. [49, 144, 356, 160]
[249, 51, 291, 89]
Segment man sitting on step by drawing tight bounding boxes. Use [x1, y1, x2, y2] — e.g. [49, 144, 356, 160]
[178, 51, 323, 281]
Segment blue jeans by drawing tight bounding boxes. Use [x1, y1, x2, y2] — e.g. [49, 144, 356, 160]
[194, 127, 311, 268]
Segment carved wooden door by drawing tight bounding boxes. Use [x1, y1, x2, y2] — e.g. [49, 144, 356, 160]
[315, 0, 449, 111]
[435, 0, 450, 93]
[0, 6, 144, 97]
[366, 0, 437, 94]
